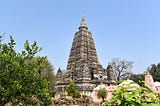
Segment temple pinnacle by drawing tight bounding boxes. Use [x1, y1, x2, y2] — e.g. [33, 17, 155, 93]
[81, 16, 86, 26]
[79, 16, 88, 30]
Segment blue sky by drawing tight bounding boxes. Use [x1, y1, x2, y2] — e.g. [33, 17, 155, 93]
[0, 0, 160, 74]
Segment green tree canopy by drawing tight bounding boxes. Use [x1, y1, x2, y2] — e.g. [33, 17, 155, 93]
[130, 74, 145, 87]
[0, 36, 51, 105]
[149, 63, 160, 82]
[34, 57, 56, 92]
[66, 82, 81, 98]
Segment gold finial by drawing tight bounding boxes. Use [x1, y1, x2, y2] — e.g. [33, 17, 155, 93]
[79, 16, 88, 30]
[80, 16, 87, 26]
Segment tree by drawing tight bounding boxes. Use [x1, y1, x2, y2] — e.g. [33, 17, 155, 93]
[130, 74, 145, 86]
[82, 94, 88, 102]
[66, 82, 81, 98]
[0, 36, 51, 105]
[34, 57, 56, 92]
[41, 58, 56, 97]
[148, 63, 160, 82]
[97, 87, 107, 102]
[110, 58, 133, 81]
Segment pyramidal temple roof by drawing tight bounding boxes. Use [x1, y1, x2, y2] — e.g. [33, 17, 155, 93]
[67, 17, 99, 72]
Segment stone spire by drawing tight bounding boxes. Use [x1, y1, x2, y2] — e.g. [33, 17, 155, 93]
[79, 16, 88, 30]
[56, 17, 115, 96]
[107, 64, 115, 81]
[67, 16, 102, 81]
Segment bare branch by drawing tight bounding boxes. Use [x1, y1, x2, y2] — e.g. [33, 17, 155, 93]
[110, 58, 133, 81]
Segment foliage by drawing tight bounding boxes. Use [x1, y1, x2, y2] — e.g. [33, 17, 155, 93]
[103, 82, 160, 106]
[130, 74, 145, 86]
[102, 101, 109, 106]
[97, 87, 107, 102]
[34, 57, 56, 93]
[110, 58, 133, 81]
[50, 91, 56, 97]
[66, 82, 81, 98]
[148, 63, 160, 82]
[82, 94, 88, 99]
[82, 94, 88, 102]
[0, 36, 51, 105]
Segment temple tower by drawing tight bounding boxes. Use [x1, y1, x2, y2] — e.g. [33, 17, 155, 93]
[67, 16, 104, 81]
[56, 17, 115, 95]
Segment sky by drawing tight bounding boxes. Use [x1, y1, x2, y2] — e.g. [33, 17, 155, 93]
[0, 0, 160, 74]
